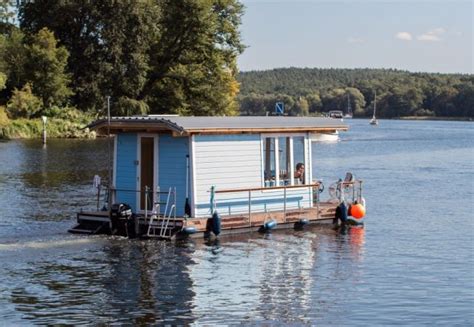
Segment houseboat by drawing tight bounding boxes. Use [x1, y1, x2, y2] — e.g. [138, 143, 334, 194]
[69, 116, 364, 239]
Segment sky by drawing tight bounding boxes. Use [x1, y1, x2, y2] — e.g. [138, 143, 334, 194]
[237, 0, 473, 74]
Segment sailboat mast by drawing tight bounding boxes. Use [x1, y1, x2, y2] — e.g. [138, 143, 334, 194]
[347, 94, 351, 115]
[373, 91, 377, 118]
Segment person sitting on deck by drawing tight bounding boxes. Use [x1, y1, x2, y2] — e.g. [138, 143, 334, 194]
[294, 163, 305, 184]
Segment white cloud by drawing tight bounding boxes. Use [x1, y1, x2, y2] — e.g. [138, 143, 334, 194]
[347, 37, 364, 44]
[417, 28, 445, 42]
[395, 32, 413, 41]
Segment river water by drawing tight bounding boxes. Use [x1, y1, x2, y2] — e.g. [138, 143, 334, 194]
[0, 120, 472, 325]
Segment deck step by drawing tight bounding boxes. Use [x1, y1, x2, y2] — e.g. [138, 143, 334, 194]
[68, 222, 109, 235]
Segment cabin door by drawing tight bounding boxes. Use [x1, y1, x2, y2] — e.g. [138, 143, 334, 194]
[137, 135, 158, 212]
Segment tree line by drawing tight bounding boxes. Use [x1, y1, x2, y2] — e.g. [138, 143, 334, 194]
[1, 1, 472, 121]
[238, 68, 474, 118]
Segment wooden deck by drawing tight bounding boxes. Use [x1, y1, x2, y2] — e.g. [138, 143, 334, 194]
[70, 201, 338, 238]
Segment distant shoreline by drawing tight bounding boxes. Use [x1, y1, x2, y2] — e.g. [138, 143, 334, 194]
[395, 116, 472, 122]
[349, 116, 472, 122]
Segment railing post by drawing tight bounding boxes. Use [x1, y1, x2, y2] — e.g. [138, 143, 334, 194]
[248, 190, 252, 226]
[144, 185, 148, 220]
[352, 182, 356, 202]
[283, 186, 287, 223]
[316, 182, 320, 219]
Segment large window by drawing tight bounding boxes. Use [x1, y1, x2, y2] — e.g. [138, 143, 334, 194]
[263, 136, 306, 187]
[263, 138, 276, 187]
[293, 137, 305, 185]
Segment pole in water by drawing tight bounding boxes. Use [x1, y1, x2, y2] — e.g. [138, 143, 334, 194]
[41, 116, 47, 144]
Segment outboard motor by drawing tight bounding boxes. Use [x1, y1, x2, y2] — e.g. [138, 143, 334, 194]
[110, 203, 135, 237]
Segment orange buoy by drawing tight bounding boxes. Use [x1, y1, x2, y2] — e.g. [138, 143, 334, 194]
[351, 203, 366, 219]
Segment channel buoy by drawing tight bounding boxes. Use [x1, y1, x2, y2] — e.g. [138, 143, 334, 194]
[351, 203, 366, 219]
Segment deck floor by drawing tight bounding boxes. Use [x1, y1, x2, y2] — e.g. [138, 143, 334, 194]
[75, 201, 339, 236]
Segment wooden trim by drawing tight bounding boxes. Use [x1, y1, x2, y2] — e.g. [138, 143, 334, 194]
[187, 127, 347, 134]
[215, 183, 321, 194]
[98, 127, 347, 136]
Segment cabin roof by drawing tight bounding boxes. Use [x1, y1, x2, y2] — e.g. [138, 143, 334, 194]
[89, 116, 348, 135]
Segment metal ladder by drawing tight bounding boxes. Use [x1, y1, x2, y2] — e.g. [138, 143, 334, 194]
[147, 187, 176, 239]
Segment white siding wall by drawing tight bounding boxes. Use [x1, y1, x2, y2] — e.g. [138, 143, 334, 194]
[194, 134, 261, 217]
[193, 134, 313, 218]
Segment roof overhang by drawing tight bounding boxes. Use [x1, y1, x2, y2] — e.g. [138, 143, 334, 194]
[88, 116, 348, 136]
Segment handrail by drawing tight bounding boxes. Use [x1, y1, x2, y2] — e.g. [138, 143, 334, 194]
[212, 183, 320, 224]
[109, 187, 170, 194]
[215, 183, 321, 194]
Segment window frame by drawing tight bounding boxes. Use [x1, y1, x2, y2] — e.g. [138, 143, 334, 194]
[261, 133, 308, 188]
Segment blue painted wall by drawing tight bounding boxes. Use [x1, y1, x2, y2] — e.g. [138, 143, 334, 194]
[158, 135, 189, 217]
[115, 133, 137, 211]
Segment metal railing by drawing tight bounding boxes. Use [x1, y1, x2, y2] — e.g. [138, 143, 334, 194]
[213, 183, 323, 225]
[328, 180, 364, 203]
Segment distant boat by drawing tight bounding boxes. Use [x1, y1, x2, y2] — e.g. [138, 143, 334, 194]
[344, 94, 353, 119]
[328, 110, 344, 121]
[369, 91, 378, 125]
[310, 130, 339, 142]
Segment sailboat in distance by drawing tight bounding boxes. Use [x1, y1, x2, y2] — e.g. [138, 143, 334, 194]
[344, 93, 353, 119]
[369, 91, 378, 125]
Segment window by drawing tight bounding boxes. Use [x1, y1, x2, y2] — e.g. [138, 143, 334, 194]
[263, 135, 306, 187]
[263, 138, 276, 187]
[293, 136, 305, 185]
[278, 137, 290, 185]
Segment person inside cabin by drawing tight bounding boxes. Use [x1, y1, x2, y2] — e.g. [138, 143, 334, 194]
[294, 163, 305, 184]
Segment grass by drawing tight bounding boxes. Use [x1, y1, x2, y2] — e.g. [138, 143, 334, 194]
[0, 107, 96, 139]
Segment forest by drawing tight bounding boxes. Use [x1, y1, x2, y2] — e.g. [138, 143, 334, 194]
[0, 0, 472, 137]
[238, 68, 474, 118]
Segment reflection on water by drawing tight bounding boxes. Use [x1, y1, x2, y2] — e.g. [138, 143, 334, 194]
[0, 120, 473, 325]
[0, 227, 366, 325]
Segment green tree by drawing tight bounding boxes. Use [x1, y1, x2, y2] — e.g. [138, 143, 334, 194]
[377, 87, 424, 118]
[0, 72, 5, 91]
[1, 29, 27, 91]
[25, 27, 72, 108]
[20, 0, 159, 112]
[20, 0, 244, 116]
[6, 83, 43, 118]
[454, 83, 474, 117]
[143, 0, 244, 116]
[306, 92, 322, 113]
[321, 88, 346, 112]
[291, 97, 309, 116]
[0, 0, 15, 34]
[346, 87, 366, 117]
